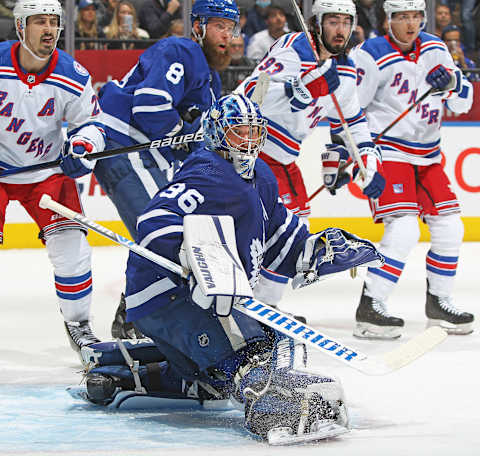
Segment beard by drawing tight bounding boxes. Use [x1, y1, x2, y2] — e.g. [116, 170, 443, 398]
[203, 35, 232, 71]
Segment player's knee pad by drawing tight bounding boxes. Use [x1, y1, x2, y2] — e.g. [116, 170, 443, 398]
[45, 229, 91, 275]
[380, 215, 420, 260]
[426, 213, 464, 254]
[233, 330, 348, 439]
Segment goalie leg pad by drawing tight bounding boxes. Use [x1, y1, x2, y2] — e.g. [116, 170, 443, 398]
[234, 330, 349, 442]
[80, 339, 164, 367]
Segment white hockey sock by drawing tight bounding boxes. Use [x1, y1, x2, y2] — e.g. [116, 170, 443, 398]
[365, 215, 420, 302]
[425, 214, 463, 297]
[46, 230, 93, 322]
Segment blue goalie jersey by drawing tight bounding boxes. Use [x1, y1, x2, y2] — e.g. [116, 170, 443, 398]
[124, 148, 311, 321]
[99, 37, 221, 166]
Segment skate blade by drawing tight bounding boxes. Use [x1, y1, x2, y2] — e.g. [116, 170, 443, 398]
[267, 421, 349, 445]
[426, 319, 474, 335]
[353, 322, 402, 340]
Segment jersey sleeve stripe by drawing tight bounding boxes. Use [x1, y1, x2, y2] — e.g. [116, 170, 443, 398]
[137, 208, 181, 226]
[139, 225, 183, 248]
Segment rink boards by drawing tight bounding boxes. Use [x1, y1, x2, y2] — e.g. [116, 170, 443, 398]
[1, 124, 479, 248]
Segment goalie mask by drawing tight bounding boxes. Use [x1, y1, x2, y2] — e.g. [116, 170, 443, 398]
[311, 0, 356, 55]
[203, 94, 267, 180]
[14, 0, 64, 61]
[384, 0, 427, 45]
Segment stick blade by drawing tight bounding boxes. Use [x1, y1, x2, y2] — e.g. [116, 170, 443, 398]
[376, 326, 448, 374]
[250, 72, 270, 106]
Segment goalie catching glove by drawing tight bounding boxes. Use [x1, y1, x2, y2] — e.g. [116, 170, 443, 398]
[292, 228, 384, 289]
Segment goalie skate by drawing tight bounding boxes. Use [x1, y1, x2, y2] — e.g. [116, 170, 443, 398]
[267, 420, 349, 445]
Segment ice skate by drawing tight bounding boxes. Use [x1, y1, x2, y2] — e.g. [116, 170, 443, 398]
[64, 320, 100, 353]
[426, 285, 474, 335]
[354, 285, 404, 339]
[111, 293, 145, 339]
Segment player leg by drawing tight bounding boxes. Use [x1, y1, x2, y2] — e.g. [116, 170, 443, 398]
[419, 164, 474, 334]
[354, 162, 419, 339]
[255, 155, 309, 322]
[26, 175, 100, 353]
[94, 140, 171, 339]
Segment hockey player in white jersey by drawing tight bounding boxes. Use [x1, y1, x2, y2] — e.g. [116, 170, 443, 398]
[0, 0, 106, 353]
[236, 0, 385, 308]
[348, 0, 474, 338]
[75, 93, 384, 444]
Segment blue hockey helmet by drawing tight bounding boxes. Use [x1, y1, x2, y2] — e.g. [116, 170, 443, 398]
[203, 93, 267, 180]
[191, 0, 240, 34]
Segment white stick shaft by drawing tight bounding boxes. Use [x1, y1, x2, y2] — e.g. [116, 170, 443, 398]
[39, 194, 447, 375]
[38, 194, 187, 279]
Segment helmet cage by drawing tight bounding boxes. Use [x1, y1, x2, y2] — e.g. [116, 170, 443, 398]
[14, 0, 64, 61]
[312, 0, 357, 55]
[204, 95, 267, 180]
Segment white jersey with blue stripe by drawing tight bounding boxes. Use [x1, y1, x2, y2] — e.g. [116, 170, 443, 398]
[124, 148, 310, 321]
[99, 37, 221, 166]
[350, 32, 473, 165]
[0, 41, 105, 184]
[237, 32, 373, 165]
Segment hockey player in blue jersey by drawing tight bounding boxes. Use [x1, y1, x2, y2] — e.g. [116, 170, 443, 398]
[73, 0, 241, 339]
[77, 94, 384, 444]
[0, 0, 106, 354]
[92, 0, 240, 239]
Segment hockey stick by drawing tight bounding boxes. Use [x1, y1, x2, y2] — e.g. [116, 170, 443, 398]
[0, 131, 204, 178]
[374, 87, 436, 143]
[39, 194, 448, 376]
[289, 0, 367, 181]
[308, 88, 437, 201]
[250, 72, 270, 105]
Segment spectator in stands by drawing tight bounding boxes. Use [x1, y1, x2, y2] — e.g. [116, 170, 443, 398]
[0, 0, 13, 18]
[75, 0, 106, 50]
[246, 5, 288, 62]
[220, 34, 255, 94]
[167, 18, 183, 37]
[243, 0, 270, 37]
[96, 0, 119, 28]
[138, 0, 182, 40]
[435, 3, 452, 38]
[458, 0, 477, 61]
[442, 24, 479, 81]
[355, 0, 378, 39]
[104, 0, 150, 49]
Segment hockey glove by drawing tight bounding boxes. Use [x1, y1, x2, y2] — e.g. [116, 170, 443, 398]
[352, 145, 385, 199]
[285, 60, 339, 111]
[301, 59, 340, 98]
[169, 116, 203, 161]
[321, 143, 351, 195]
[187, 275, 238, 317]
[292, 227, 384, 289]
[426, 65, 461, 93]
[60, 136, 97, 178]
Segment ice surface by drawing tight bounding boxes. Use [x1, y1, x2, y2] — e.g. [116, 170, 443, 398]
[1, 244, 479, 455]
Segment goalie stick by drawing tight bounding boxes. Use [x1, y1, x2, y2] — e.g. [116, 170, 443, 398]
[0, 130, 204, 178]
[39, 194, 448, 376]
